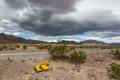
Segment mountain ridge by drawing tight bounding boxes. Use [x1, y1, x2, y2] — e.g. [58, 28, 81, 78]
[0, 33, 119, 45]
[0, 33, 46, 44]
[79, 40, 107, 45]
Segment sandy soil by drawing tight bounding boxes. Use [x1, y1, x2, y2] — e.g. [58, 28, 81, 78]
[45, 49, 120, 80]
[0, 52, 50, 60]
[0, 48, 119, 80]
[0, 46, 47, 54]
[0, 60, 33, 80]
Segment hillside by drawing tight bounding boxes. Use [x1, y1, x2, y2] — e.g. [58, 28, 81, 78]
[57, 40, 79, 44]
[111, 43, 120, 46]
[0, 33, 119, 45]
[0, 33, 46, 44]
[0, 33, 27, 44]
[79, 40, 107, 45]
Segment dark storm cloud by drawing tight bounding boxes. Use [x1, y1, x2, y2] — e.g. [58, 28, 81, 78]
[12, 9, 120, 36]
[5, 0, 26, 9]
[92, 30, 120, 37]
[5, 0, 78, 13]
[16, 16, 120, 36]
[30, 0, 78, 13]
[23, 22, 120, 36]
[4, 0, 120, 36]
[39, 9, 53, 22]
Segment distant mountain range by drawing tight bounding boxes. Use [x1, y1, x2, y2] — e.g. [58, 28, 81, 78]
[80, 40, 120, 46]
[0, 33, 119, 45]
[0, 33, 46, 44]
[110, 43, 120, 46]
[79, 40, 107, 45]
[57, 40, 79, 44]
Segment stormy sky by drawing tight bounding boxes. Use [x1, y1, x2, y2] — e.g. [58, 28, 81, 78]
[0, 0, 120, 43]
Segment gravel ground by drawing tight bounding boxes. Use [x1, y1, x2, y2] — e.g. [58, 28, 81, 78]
[0, 52, 50, 60]
[0, 48, 119, 80]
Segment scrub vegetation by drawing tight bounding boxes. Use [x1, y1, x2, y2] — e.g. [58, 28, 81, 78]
[108, 63, 120, 80]
[0, 44, 120, 80]
[110, 48, 120, 60]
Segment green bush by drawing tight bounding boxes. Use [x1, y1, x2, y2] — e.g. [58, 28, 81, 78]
[9, 46, 16, 50]
[108, 63, 120, 80]
[23, 45, 27, 49]
[110, 48, 120, 60]
[0, 46, 3, 51]
[3, 45, 8, 49]
[101, 46, 106, 49]
[16, 45, 20, 48]
[49, 45, 69, 60]
[48, 44, 87, 64]
[37, 45, 45, 50]
[70, 51, 87, 63]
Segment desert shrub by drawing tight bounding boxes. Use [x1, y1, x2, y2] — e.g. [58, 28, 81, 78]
[100, 46, 107, 49]
[3, 45, 8, 49]
[108, 46, 113, 49]
[68, 46, 76, 50]
[16, 45, 20, 48]
[9, 46, 16, 50]
[7, 57, 13, 62]
[108, 63, 120, 80]
[49, 45, 69, 60]
[83, 45, 89, 49]
[8, 45, 16, 50]
[79, 46, 84, 49]
[93, 45, 100, 49]
[70, 51, 87, 63]
[0, 46, 3, 51]
[37, 45, 45, 49]
[23, 45, 27, 49]
[47, 45, 53, 51]
[36, 44, 52, 50]
[110, 48, 120, 60]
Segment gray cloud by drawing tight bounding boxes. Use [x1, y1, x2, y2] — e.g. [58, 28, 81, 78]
[91, 30, 120, 37]
[3, 0, 120, 37]
[30, 0, 78, 13]
[5, 0, 78, 13]
[81, 9, 118, 23]
[5, 0, 26, 9]
[12, 8, 120, 36]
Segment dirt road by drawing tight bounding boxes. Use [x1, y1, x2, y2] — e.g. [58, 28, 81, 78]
[0, 51, 51, 60]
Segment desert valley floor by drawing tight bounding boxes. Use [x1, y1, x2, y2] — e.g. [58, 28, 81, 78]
[0, 45, 119, 80]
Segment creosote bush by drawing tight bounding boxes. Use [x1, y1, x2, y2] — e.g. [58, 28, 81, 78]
[3, 45, 8, 49]
[0, 46, 3, 51]
[108, 63, 120, 80]
[9, 46, 16, 50]
[49, 44, 87, 64]
[49, 45, 69, 60]
[23, 45, 27, 50]
[16, 45, 20, 48]
[110, 48, 120, 60]
[70, 51, 87, 63]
